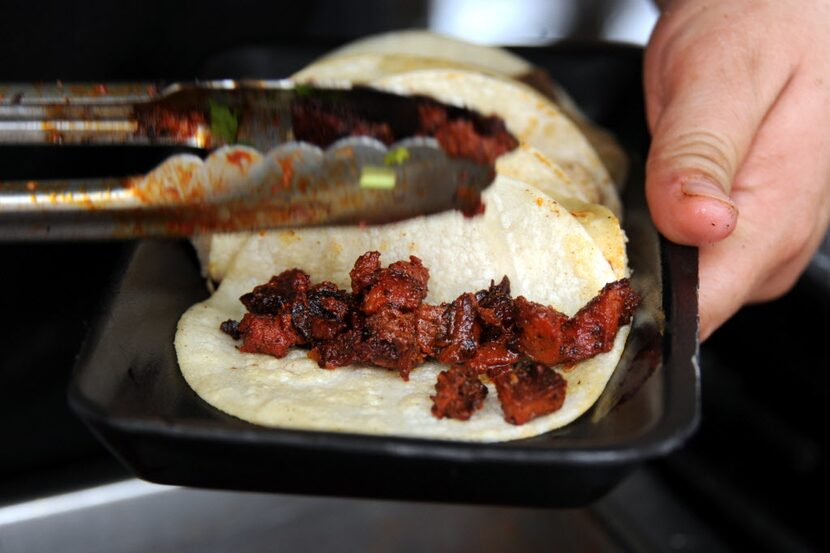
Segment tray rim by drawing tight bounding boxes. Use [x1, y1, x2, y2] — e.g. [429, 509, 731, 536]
[68, 236, 699, 468]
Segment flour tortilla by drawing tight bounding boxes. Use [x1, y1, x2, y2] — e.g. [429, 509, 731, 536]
[319, 29, 533, 77]
[496, 146, 628, 280]
[176, 175, 629, 441]
[185, 145, 263, 281]
[292, 52, 477, 86]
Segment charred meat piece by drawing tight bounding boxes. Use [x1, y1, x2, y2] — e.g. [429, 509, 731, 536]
[433, 119, 516, 166]
[291, 282, 353, 341]
[220, 319, 241, 340]
[494, 361, 567, 425]
[560, 279, 640, 363]
[475, 276, 515, 329]
[361, 256, 429, 314]
[514, 296, 568, 365]
[416, 104, 449, 133]
[360, 308, 423, 380]
[237, 313, 301, 358]
[240, 269, 310, 315]
[431, 365, 488, 421]
[291, 98, 394, 147]
[310, 327, 360, 369]
[416, 104, 519, 165]
[436, 293, 479, 364]
[415, 303, 449, 358]
[454, 184, 487, 218]
[465, 341, 520, 374]
[349, 251, 381, 295]
[514, 279, 640, 366]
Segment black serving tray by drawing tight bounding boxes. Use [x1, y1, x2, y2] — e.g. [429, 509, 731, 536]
[68, 43, 699, 507]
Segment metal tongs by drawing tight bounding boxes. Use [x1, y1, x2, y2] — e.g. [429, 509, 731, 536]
[0, 81, 498, 239]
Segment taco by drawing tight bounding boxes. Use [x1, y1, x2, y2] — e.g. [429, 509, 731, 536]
[301, 29, 628, 187]
[196, 61, 626, 282]
[176, 175, 635, 441]
[175, 34, 637, 441]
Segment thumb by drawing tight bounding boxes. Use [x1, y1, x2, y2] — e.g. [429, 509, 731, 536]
[646, 90, 751, 245]
[644, 53, 773, 245]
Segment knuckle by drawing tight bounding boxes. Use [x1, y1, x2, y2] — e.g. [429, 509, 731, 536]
[753, 270, 802, 303]
[779, 217, 814, 258]
[753, 228, 820, 303]
[651, 130, 738, 187]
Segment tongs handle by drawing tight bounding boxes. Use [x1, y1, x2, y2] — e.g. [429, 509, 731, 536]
[0, 81, 508, 239]
[0, 140, 494, 240]
[0, 82, 158, 146]
[0, 82, 156, 105]
[0, 80, 299, 149]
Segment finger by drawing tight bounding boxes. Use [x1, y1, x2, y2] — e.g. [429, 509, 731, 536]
[696, 72, 830, 339]
[695, 205, 809, 340]
[696, 222, 820, 340]
[644, 30, 795, 246]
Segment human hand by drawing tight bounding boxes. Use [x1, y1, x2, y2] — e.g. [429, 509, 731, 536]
[644, 0, 830, 340]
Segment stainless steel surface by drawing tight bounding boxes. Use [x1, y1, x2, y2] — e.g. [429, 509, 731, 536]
[0, 81, 496, 238]
[0, 136, 489, 239]
[0, 470, 730, 553]
[0, 80, 297, 147]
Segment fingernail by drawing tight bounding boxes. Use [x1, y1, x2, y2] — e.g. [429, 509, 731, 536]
[681, 177, 737, 210]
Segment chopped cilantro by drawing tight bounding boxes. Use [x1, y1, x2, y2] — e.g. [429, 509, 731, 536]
[294, 83, 313, 97]
[384, 147, 410, 166]
[209, 101, 238, 144]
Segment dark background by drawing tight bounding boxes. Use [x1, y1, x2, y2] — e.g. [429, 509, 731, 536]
[0, 0, 425, 81]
